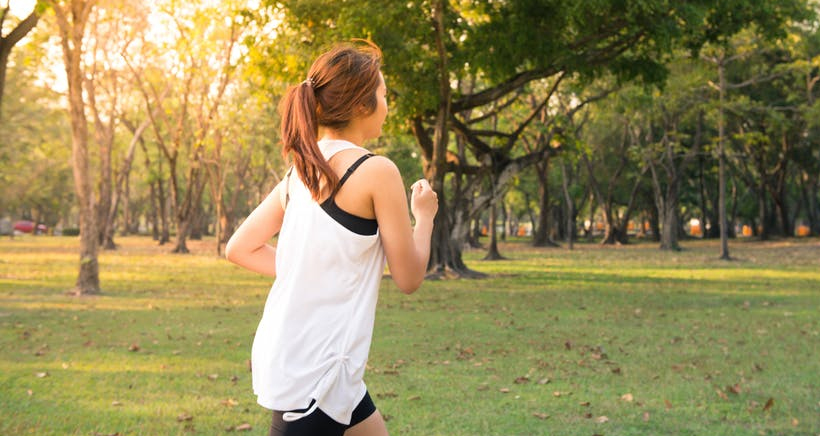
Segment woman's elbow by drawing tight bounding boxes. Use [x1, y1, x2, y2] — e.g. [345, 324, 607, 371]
[224, 238, 241, 264]
[394, 275, 423, 295]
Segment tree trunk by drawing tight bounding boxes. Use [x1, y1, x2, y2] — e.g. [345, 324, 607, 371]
[419, 0, 484, 278]
[717, 58, 731, 260]
[560, 161, 575, 250]
[139, 135, 161, 241]
[120, 170, 131, 237]
[155, 160, 171, 245]
[87, 75, 116, 250]
[483, 200, 505, 260]
[173, 217, 191, 254]
[804, 172, 819, 236]
[149, 183, 159, 240]
[499, 200, 507, 241]
[532, 159, 559, 247]
[660, 189, 680, 251]
[469, 215, 482, 248]
[189, 202, 204, 240]
[51, 0, 100, 294]
[771, 172, 792, 237]
[757, 181, 769, 240]
[729, 179, 738, 238]
[698, 155, 711, 239]
[172, 157, 207, 253]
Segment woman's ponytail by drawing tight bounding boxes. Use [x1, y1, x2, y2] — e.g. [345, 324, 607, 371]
[279, 41, 382, 200]
[279, 80, 338, 201]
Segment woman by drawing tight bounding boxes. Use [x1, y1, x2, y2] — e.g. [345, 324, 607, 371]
[225, 40, 438, 436]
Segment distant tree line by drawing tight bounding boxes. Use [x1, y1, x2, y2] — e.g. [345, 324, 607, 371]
[0, 0, 817, 292]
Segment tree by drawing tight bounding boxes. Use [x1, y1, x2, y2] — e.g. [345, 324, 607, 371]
[622, 57, 711, 250]
[45, 0, 99, 294]
[82, 1, 151, 249]
[253, 0, 812, 276]
[0, 42, 72, 226]
[0, 0, 40, 119]
[125, 0, 245, 253]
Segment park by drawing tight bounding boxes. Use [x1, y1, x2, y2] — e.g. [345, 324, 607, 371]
[2, 0, 820, 435]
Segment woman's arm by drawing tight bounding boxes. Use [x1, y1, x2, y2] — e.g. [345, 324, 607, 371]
[224, 181, 287, 277]
[370, 156, 438, 294]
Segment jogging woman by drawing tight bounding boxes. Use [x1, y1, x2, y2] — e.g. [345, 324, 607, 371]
[225, 41, 438, 436]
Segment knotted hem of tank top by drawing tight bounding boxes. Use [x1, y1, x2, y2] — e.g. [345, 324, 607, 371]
[281, 354, 351, 422]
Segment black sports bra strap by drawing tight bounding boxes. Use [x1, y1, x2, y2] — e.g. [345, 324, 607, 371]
[284, 166, 294, 208]
[331, 153, 374, 197]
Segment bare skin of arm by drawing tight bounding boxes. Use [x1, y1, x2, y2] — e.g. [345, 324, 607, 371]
[224, 180, 287, 277]
[366, 156, 436, 293]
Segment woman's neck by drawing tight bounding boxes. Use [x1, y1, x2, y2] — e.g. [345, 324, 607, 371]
[319, 127, 366, 147]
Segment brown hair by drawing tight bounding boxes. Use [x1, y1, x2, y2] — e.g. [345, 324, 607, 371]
[279, 40, 383, 200]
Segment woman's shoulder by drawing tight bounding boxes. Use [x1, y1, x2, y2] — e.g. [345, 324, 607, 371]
[358, 154, 402, 187]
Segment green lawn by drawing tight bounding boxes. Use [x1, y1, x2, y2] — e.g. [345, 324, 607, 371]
[1, 235, 818, 436]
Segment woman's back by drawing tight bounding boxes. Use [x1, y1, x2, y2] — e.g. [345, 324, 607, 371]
[252, 139, 386, 424]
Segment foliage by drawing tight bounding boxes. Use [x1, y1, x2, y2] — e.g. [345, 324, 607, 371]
[0, 35, 72, 225]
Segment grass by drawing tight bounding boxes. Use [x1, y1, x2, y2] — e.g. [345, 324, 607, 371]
[0, 235, 818, 436]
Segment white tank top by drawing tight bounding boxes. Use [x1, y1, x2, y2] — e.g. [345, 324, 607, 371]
[251, 139, 386, 425]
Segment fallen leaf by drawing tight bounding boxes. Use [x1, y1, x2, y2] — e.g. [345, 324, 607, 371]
[207, 374, 219, 381]
[595, 415, 610, 423]
[176, 413, 193, 422]
[112, 401, 123, 407]
[408, 395, 421, 401]
[27, 390, 33, 396]
[532, 412, 549, 420]
[35, 372, 48, 378]
[727, 384, 741, 395]
[579, 401, 591, 407]
[537, 378, 550, 385]
[221, 398, 239, 407]
[716, 389, 729, 400]
[458, 347, 475, 359]
[762, 398, 774, 412]
[611, 367, 622, 375]
[128, 344, 140, 352]
[643, 411, 650, 422]
[564, 341, 572, 350]
[621, 393, 634, 402]
[514, 376, 530, 384]
[664, 399, 673, 410]
[477, 384, 489, 391]
[499, 388, 511, 393]
[235, 423, 252, 431]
